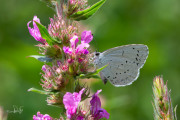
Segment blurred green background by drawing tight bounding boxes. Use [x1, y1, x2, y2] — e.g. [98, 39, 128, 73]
[0, 0, 180, 119]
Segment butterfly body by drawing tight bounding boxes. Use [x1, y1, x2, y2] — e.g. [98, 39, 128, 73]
[94, 44, 149, 87]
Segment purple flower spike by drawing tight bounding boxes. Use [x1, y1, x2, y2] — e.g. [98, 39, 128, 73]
[81, 30, 93, 43]
[33, 112, 53, 120]
[90, 90, 110, 120]
[27, 16, 46, 43]
[63, 88, 85, 119]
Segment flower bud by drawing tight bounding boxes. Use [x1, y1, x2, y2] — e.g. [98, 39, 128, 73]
[152, 76, 177, 120]
[67, 0, 88, 16]
[68, 59, 74, 64]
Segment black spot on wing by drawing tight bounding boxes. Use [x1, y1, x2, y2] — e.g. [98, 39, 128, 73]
[113, 77, 117, 79]
[120, 79, 124, 82]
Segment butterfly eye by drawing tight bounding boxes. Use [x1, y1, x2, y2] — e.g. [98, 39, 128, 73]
[95, 52, 100, 56]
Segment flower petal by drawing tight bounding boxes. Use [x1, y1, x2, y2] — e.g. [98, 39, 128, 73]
[81, 30, 93, 43]
[33, 112, 53, 120]
[90, 89, 102, 114]
[42, 65, 47, 72]
[63, 46, 72, 54]
[90, 89, 110, 119]
[27, 16, 46, 43]
[83, 49, 89, 55]
[76, 43, 89, 54]
[63, 88, 85, 119]
[70, 35, 79, 48]
[97, 108, 110, 119]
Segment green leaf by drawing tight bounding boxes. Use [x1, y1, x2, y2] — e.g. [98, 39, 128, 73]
[34, 21, 61, 45]
[28, 55, 52, 62]
[28, 88, 54, 95]
[69, 0, 106, 21]
[174, 105, 178, 120]
[76, 64, 108, 79]
[94, 64, 108, 74]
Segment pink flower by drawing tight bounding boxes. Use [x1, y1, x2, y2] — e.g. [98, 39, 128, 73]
[62, 65, 68, 71]
[83, 49, 89, 54]
[76, 42, 89, 53]
[42, 65, 47, 72]
[77, 116, 84, 120]
[69, 0, 76, 5]
[90, 90, 109, 120]
[68, 0, 88, 13]
[27, 16, 46, 43]
[70, 35, 79, 48]
[63, 46, 73, 54]
[63, 31, 93, 56]
[78, 58, 84, 63]
[81, 30, 93, 44]
[42, 65, 52, 77]
[63, 88, 85, 119]
[33, 112, 53, 120]
[67, 59, 74, 64]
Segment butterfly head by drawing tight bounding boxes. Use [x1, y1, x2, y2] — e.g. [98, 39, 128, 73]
[92, 52, 101, 66]
[95, 51, 100, 56]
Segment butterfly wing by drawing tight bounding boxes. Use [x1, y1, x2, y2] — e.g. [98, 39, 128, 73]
[96, 44, 149, 87]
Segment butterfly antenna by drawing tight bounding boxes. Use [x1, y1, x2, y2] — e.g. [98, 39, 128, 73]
[93, 34, 99, 52]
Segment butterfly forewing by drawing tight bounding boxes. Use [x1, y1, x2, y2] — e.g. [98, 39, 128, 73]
[96, 44, 149, 87]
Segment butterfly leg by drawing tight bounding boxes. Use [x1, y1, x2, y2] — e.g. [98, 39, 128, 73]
[100, 72, 108, 84]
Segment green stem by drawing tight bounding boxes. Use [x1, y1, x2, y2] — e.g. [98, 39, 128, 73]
[65, 76, 75, 93]
[69, 77, 75, 92]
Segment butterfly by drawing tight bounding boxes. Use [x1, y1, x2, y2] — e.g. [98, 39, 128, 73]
[94, 44, 149, 87]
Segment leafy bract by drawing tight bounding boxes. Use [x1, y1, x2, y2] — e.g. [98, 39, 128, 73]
[76, 64, 108, 79]
[28, 55, 52, 62]
[69, 0, 106, 21]
[35, 21, 61, 45]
